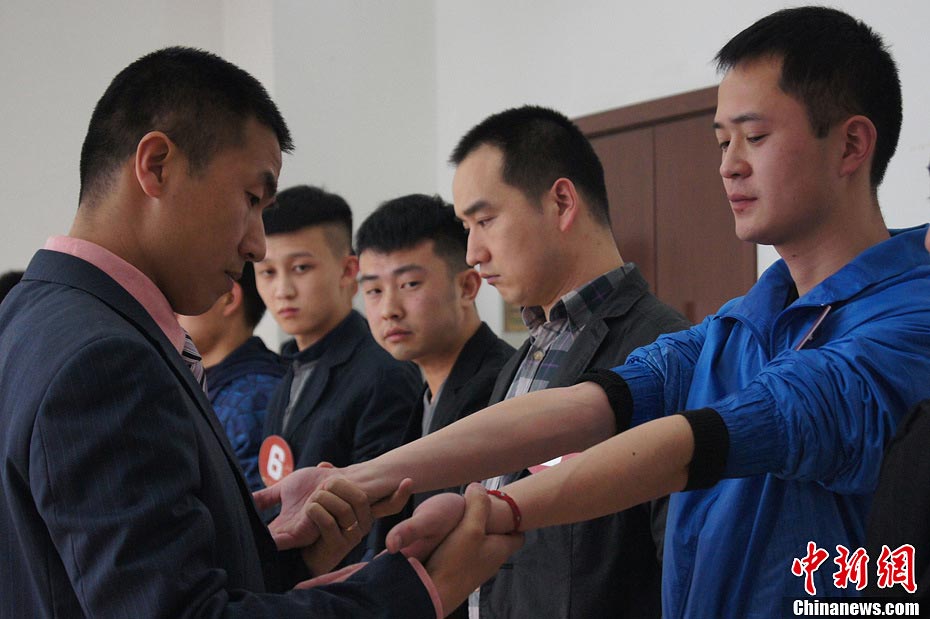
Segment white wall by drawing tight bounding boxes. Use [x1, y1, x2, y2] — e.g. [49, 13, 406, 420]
[0, 0, 223, 273]
[2, 1, 928, 345]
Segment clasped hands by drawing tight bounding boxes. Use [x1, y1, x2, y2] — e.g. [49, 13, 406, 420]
[252, 464, 523, 611]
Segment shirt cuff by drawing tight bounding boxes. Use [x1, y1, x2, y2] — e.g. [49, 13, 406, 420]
[679, 408, 729, 489]
[576, 368, 634, 433]
[713, 383, 785, 478]
[408, 557, 444, 619]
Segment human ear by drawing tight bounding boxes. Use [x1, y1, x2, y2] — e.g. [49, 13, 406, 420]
[222, 286, 242, 318]
[134, 131, 175, 198]
[458, 268, 481, 302]
[838, 115, 877, 179]
[550, 177, 580, 232]
[342, 254, 360, 284]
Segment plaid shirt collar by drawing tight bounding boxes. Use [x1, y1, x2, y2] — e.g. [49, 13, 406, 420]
[521, 263, 633, 341]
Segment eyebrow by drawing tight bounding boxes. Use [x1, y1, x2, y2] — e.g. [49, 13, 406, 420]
[256, 251, 315, 264]
[713, 113, 765, 130]
[359, 263, 426, 283]
[263, 170, 278, 200]
[460, 200, 491, 219]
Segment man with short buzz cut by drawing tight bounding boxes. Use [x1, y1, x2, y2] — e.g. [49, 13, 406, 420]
[0, 46, 521, 618]
[356, 196, 515, 605]
[256, 184, 421, 562]
[178, 261, 285, 492]
[448, 104, 690, 619]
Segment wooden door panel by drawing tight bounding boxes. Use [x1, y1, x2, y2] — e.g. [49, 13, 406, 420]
[654, 112, 756, 323]
[590, 127, 656, 289]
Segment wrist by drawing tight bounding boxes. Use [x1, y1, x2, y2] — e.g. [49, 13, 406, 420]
[487, 490, 522, 534]
[344, 460, 389, 502]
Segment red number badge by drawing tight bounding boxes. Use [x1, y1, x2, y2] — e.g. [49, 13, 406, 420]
[259, 435, 294, 487]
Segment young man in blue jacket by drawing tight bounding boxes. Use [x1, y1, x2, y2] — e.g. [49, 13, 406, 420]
[260, 7, 930, 617]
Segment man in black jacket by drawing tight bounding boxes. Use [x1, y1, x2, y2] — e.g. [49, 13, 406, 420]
[357, 194, 515, 509]
[357, 195, 516, 618]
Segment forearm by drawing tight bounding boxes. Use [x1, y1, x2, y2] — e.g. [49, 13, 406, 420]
[488, 414, 694, 533]
[346, 382, 616, 499]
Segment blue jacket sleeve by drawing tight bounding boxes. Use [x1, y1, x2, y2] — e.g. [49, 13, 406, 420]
[712, 310, 930, 494]
[611, 316, 711, 427]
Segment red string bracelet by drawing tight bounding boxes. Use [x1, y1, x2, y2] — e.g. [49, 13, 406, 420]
[487, 489, 522, 533]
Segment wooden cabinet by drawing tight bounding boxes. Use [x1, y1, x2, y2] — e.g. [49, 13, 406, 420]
[576, 87, 757, 324]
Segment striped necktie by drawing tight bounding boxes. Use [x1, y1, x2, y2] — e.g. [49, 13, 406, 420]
[181, 331, 208, 393]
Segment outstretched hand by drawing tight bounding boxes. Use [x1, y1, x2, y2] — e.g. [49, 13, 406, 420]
[253, 463, 414, 550]
[253, 465, 341, 549]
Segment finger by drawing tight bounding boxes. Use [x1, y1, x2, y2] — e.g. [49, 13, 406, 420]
[309, 489, 371, 534]
[460, 482, 490, 527]
[267, 519, 298, 549]
[320, 478, 374, 533]
[386, 493, 465, 557]
[385, 517, 420, 554]
[371, 477, 414, 519]
[252, 484, 280, 512]
[307, 501, 365, 543]
[267, 512, 321, 550]
[317, 461, 335, 469]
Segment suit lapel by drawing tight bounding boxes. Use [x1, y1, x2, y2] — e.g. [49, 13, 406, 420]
[283, 363, 330, 438]
[489, 339, 528, 404]
[550, 319, 609, 387]
[281, 311, 366, 439]
[430, 324, 494, 433]
[28, 250, 254, 495]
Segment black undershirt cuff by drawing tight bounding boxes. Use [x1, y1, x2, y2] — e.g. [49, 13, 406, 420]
[679, 408, 729, 490]
[576, 369, 634, 434]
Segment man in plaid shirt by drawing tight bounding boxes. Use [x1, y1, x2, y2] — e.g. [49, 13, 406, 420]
[449, 105, 689, 619]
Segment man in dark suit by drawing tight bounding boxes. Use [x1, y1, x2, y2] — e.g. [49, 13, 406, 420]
[357, 194, 515, 509]
[0, 46, 521, 618]
[356, 195, 515, 616]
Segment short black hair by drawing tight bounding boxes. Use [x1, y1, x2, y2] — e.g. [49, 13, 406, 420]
[0, 270, 24, 304]
[716, 6, 901, 188]
[450, 105, 611, 226]
[238, 262, 266, 329]
[79, 46, 293, 205]
[263, 185, 353, 256]
[356, 194, 468, 274]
